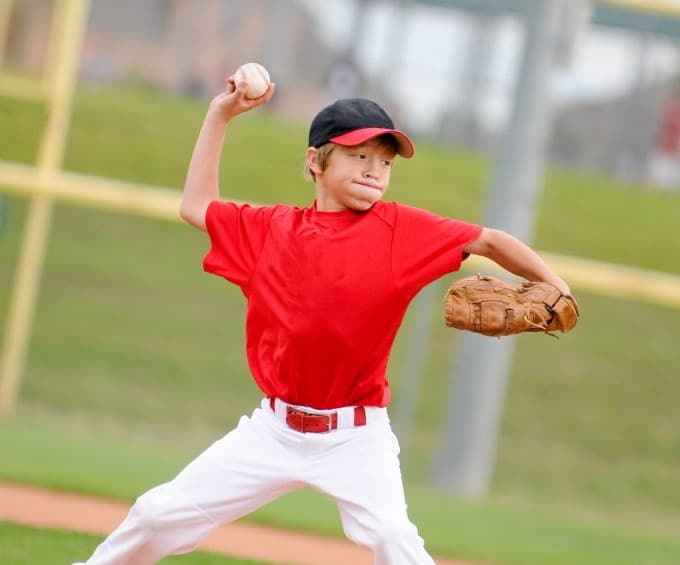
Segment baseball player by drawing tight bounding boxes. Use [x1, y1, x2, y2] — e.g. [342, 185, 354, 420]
[73, 73, 569, 565]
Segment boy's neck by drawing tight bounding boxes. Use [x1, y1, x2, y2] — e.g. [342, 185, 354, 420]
[314, 198, 348, 213]
[314, 187, 350, 212]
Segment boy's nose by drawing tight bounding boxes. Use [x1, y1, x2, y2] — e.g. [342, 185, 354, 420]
[363, 168, 378, 179]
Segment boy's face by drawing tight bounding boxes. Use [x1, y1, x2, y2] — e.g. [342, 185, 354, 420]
[311, 138, 396, 212]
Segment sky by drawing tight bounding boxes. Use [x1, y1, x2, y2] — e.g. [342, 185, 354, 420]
[299, 0, 680, 132]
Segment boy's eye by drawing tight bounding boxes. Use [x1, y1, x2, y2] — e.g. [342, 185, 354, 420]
[352, 153, 366, 159]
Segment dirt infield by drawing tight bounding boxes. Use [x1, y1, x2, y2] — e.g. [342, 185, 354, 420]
[0, 482, 467, 565]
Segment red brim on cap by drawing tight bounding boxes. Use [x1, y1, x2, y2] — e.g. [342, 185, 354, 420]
[330, 127, 415, 158]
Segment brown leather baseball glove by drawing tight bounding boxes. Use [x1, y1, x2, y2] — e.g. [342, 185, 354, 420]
[445, 274, 579, 338]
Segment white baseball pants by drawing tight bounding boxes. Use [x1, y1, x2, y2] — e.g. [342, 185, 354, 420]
[74, 398, 436, 565]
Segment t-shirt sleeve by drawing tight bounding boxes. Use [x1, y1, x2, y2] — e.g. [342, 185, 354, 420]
[392, 203, 483, 297]
[202, 200, 276, 288]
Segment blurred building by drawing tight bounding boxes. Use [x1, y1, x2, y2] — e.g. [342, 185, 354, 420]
[4, 0, 398, 121]
[552, 80, 666, 183]
[3, 0, 680, 189]
[3, 0, 52, 72]
[82, 0, 337, 118]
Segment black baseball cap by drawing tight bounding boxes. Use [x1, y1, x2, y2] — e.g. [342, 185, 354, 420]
[308, 98, 414, 158]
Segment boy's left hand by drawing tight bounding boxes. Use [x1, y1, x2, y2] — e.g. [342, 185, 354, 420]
[544, 276, 571, 296]
[445, 274, 580, 338]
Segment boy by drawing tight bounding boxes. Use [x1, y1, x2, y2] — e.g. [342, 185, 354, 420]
[74, 75, 569, 564]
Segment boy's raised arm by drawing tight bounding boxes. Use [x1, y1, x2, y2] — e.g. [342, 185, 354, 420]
[180, 76, 275, 231]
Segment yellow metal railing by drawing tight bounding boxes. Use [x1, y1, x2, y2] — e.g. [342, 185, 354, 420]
[598, 0, 680, 17]
[0, 160, 185, 221]
[0, 0, 90, 420]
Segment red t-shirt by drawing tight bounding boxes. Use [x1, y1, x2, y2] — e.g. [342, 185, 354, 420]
[203, 200, 482, 409]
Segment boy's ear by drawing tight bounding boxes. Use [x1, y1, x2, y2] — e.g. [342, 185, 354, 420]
[306, 147, 321, 175]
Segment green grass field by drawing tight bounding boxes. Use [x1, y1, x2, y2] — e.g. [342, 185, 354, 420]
[1, 84, 679, 564]
[0, 522, 270, 565]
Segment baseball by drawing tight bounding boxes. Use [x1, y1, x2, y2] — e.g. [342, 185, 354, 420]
[234, 63, 271, 99]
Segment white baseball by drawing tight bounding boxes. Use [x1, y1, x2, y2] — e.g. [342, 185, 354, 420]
[234, 63, 271, 99]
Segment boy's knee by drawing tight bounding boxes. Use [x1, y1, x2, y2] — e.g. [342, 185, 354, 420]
[131, 484, 178, 533]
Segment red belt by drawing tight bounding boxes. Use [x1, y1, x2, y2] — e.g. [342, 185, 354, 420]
[269, 398, 367, 433]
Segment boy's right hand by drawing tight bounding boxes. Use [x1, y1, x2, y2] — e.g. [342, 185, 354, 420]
[208, 73, 276, 122]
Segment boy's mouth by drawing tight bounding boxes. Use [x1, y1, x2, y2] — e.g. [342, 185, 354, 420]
[355, 181, 382, 192]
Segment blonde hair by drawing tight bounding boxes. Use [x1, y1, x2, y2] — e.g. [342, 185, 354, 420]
[304, 143, 336, 182]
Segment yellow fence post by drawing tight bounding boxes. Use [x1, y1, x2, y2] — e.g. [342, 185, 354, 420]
[0, 0, 90, 420]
